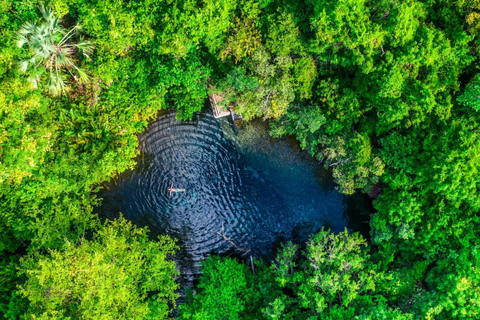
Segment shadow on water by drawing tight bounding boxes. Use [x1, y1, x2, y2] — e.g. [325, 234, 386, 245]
[96, 107, 374, 286]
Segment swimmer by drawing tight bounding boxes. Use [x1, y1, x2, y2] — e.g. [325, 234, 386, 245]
[169, 182, 185, 196]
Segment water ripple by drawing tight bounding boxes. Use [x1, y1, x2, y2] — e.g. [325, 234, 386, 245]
[99, 109, 373, 280]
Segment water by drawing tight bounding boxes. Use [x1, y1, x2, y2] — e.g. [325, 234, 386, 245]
[98, 109, 372, 281]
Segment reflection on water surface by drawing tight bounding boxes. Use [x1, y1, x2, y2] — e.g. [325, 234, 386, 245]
[99, 109, 372, 281]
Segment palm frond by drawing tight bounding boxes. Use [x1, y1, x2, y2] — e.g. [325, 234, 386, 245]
[18, 59, 30, 73]
[47, 73, 67, 96]
[75, 39, 94, 56]
[39, 6, 55, 25]
[18, 22, 37, 36]
[39, 5, 48, 20]
[75, 66, 90, 84]
[56, 52, 75, 68]
[74, 24, 84, 32]
[58, 26, 78, 47]
[16, 35, 28, 48]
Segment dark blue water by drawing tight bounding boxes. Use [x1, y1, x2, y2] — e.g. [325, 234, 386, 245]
[99, 110, 372, 280]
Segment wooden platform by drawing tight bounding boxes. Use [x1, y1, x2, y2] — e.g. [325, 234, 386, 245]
[209, 93, 231, 118]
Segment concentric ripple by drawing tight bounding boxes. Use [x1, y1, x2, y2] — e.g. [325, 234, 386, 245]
[99, 109, 372, 280]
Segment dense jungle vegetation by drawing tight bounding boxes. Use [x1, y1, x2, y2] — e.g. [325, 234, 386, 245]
[1, 0, 480, 318]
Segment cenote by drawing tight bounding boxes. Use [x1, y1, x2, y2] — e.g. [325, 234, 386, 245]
[98, 108, 373, 281]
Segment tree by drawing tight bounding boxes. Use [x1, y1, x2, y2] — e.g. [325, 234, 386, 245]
[18, 218, 178, 320]
[269, 229, 378, 319]
[219, 16, 261, 63]
[458, 74, 480, 111]
[179, 256, 276, 320]
[17, 6, 94, 96]
[419, 245, 480, 319]
[0, 253, 21, 318]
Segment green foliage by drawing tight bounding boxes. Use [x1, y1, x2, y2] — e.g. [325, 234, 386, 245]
[220, 17, 261, 63]
[270, 229, 379, 319]
[265, 11, 303, 57]
[420, 246, 480, 319]
[327, 133, 384, 195]
[1, 0, 480, 319]
[300, 229, 376, 310]
[458, 75, 480, 111]
[374, 116, 480, 259]
[19, 218, 178, 320]
[16, 6, 94, 96]
[181, 230, 417, 319]
[156, 51, 212, 120]
[179, 256, 277, 320]
[180, 256, 250, 319]
[0, 253, 21, 318]
[229, 47, 296, 120]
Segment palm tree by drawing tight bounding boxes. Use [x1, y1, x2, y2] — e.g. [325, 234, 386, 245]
[16, 6, 94, 96]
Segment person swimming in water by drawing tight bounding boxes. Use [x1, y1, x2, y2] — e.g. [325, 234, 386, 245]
[168, 182, 185, 196]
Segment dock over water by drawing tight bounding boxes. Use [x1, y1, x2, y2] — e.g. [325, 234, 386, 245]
[208, 92, 243, 127]
[209, 93, 230, 118]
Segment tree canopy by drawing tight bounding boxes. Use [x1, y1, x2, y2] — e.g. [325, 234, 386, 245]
[18, 218, 178, 320]
[1, 0, 480, 319]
